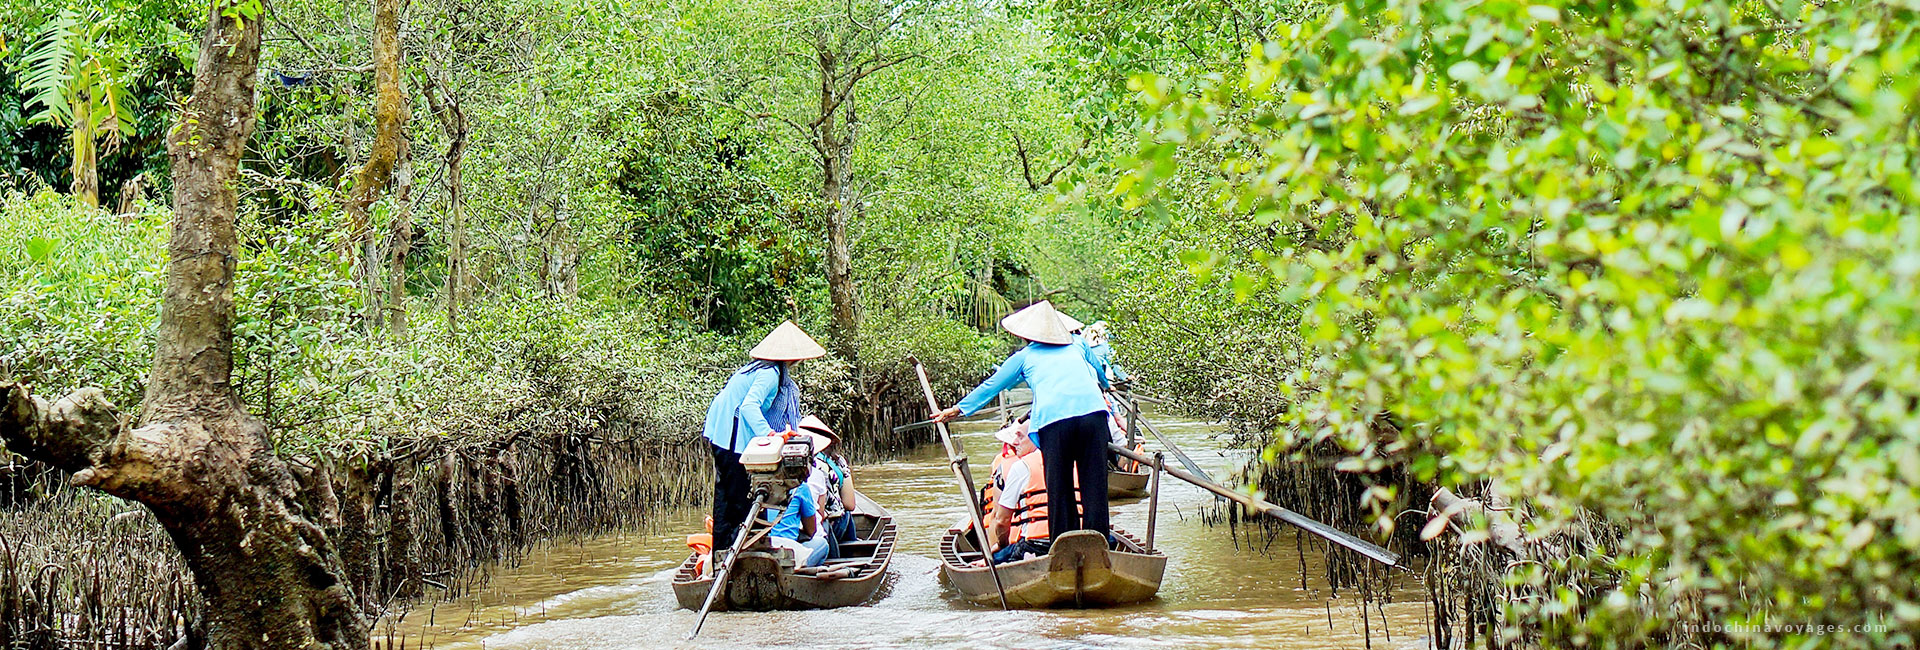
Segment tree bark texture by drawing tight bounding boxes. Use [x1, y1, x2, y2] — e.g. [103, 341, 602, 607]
[344, 0, 407, 327]
[4, 5, 371, 649]
[70, 97, 99, 208]
[540, 202, 578, 298]
[386, 141, 414, 337]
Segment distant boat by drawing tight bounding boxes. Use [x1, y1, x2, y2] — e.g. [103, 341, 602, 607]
[672, 489, 895, 611]
[939, 526, 1166, 608]
[1107, 467, 1150, 498]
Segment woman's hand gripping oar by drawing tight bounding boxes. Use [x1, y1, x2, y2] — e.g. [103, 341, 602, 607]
[909, 357, 1010, 610]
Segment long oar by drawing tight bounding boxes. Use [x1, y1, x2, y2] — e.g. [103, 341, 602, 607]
[1110, 444, 1401, 567]
[1107, 392, 1213, 483]
[1117, 388, 1170, 404]
[687, 494, 768, 639]
[909, 357, 1010, 610]
[891, 399, 1032, 434]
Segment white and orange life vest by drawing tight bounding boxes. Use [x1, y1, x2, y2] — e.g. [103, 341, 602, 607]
[1008, 452, 1083, 543]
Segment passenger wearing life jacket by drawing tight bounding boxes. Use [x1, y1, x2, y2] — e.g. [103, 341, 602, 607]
[981, 418, 1028, 507]
[983, 425, 1081, 564]
[980, 418, 1028, 535]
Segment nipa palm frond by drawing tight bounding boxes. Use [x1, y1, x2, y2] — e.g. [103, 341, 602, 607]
[20, 8, 82, 126]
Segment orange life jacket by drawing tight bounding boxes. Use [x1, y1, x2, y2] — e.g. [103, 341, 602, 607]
[1009, 451, 1082, 543]
[983, 446, 1016, 508]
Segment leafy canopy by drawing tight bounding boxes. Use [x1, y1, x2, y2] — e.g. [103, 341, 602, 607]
[1127, 0, 1920, 646]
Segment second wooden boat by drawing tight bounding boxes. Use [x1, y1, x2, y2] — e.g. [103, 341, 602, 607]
[938, 525, 1166, 608]
[672, 489, 896, 611]
[1107, 467, 1150, 498]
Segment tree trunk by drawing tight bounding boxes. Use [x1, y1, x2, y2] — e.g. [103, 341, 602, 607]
[816, 54, 861, 361]
[425, 75, 470, 336]
[70, 98, 98, 208]
[344, 0, 407, 329]
[541, 201, 577, 299]
[3, 5, 370, 649]
[116, 172, 147, 216]
[385, 141, 413, 337]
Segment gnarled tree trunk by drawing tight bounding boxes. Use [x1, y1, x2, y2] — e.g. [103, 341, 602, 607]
[1, 6, 369, 649]
[812, 47, 865, 362]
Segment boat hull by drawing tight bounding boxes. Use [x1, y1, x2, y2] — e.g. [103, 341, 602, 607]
[672, 490, 895, 611]
[1107, 468, 1150, 498]
[939, 528, 1166, 608]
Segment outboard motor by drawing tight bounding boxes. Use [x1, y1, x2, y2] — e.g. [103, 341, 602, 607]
[739, 433, 814, 507]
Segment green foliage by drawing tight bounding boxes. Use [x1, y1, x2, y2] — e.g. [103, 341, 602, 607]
[2, 0, 196, 197]
[609, 98, 816, 333]
[0, 190, 163, 404]
[1125, 0, 1920, 645]
[0, 192, 761, 455]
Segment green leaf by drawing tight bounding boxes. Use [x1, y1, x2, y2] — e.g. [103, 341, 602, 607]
[25, 236, 59, 263]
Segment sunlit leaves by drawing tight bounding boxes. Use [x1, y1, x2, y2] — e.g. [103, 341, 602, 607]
[1121, 0, 1920, 646]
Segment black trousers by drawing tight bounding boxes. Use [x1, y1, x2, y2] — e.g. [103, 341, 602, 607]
[710, 442, 753, 545]
[1036, 410, 1111, 536]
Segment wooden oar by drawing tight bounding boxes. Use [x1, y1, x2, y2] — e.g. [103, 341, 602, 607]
[891, 399, 1032, 434]
[909, 357, 1010, 610]
[1110, 444, 1401, 567]
[1106, 392, 1214, 483]
[687, 494, 768, 638]
[1117, 388, 1169, 404]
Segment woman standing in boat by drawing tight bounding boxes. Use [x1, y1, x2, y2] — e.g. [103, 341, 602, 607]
[702, 321, 827, 545]
[932, 301, 1113, 540]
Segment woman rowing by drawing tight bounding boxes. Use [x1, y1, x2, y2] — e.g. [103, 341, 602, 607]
[700, 321, 827, 546]
[933, 301, 1114, 543]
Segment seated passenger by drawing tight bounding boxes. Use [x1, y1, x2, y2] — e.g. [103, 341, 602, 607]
[984, 425, 1079, 564]
[980, 419, 1028, 532]
[766, 478, 829, 567]
[798, 415, 858, 556]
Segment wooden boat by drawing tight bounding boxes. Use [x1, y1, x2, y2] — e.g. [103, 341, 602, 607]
[1108, 467, 1150, 498]
[672, 489, 895, 611]
[939, 525, 1166, 608]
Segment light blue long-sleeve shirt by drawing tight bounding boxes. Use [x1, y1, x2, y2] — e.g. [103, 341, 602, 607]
[1073, 333, 1108, 380]
[956, 341, 1111, 431]
[1086, 341, 1127, 382]
[703, 365, 781, 453]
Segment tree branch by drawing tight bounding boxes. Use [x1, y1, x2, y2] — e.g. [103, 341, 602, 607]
[698, 93, 821, 160]
[1011, 130, 1088, 191]
[0, 382, 125, 475]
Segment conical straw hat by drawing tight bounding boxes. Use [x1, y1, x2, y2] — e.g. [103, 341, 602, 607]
[1000, 301, 1074, 345]
[797, 415, 837, 452]
[749, 320, 827, 361]
[1057, 312, 1085, 332]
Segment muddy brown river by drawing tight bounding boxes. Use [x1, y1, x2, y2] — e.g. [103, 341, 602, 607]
[378, 408, 1433, 649]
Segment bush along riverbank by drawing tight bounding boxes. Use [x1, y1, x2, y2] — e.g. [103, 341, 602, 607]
[0, 193, 991, 648]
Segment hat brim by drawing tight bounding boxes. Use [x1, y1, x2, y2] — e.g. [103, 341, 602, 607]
[993, 422, 1027, 446]
[800, 431, 835, 452]
[1000, 301, 1074, 345]
[750, 321, 829, 361]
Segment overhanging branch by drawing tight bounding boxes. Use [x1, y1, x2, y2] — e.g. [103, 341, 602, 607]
[0, 382, 125, 475]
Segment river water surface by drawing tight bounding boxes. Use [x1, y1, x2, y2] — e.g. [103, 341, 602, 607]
[381, 408, 1433, 649]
